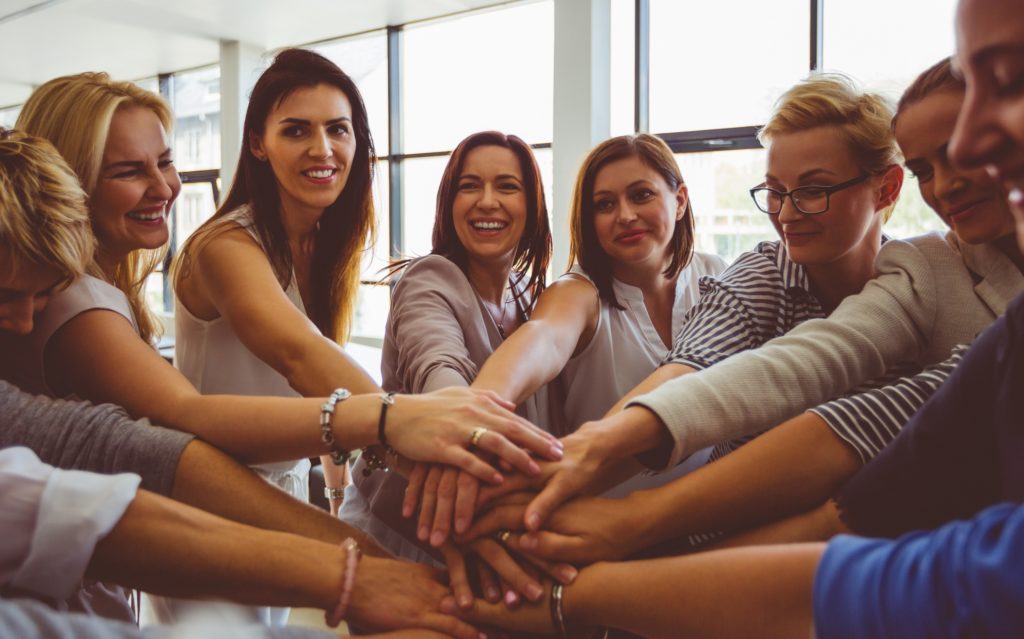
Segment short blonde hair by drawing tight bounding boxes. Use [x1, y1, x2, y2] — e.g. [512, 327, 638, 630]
[16, 73, 173, 343]
[0, 128, 94, 282]
[760, 73, 901, 221]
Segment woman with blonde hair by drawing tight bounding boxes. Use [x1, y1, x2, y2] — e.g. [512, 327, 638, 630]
[5, 70, 562, 625]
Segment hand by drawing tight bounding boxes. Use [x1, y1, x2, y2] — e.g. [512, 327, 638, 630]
[477, 422, 633, 531]
[347, 556, 482, 639]
[463, 492, 641, 564]
[440, 538, 577, 611]
[404, 465, 483, 546]
[387, 388, 564, 485]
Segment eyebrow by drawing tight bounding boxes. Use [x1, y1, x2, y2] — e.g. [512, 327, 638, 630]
[277, 116, 352, 126]
[103, 148, 172, 170]
[458, 173, 522, 181]
[593, 179, 654, 196]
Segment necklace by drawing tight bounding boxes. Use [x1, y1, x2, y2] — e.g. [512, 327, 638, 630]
[487, 294, 510, 339]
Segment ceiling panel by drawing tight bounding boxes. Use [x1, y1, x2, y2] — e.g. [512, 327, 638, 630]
[0, 0, 514, 106]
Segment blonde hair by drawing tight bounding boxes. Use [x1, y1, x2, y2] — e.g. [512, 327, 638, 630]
[16, 72, 173, 343]
[0, 128, 94, 282]
[759, 73, 902, 222]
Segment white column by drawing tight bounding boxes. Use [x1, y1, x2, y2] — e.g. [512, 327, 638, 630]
[552, 0, 611, 271]
[219, 40, 264, 200]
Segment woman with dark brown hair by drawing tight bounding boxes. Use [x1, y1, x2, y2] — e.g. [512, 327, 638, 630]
[340, 130, 570, 605]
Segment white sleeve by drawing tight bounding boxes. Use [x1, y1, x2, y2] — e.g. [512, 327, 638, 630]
[0, 447, 140, 599]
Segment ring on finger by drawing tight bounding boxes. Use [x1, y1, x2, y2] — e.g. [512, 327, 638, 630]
[469, 427, 488, 448]
[497, 529, 512, 544]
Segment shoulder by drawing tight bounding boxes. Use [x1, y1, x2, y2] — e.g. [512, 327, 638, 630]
[705, 241, 787, 288]
[34, 276, 138, 350]
[394, 255, 471, 294]
[876, 232, 958, 267]
[689, 251, 729, 276]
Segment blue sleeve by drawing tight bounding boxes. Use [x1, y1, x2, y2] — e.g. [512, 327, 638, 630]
[813, 502, 1024, 639]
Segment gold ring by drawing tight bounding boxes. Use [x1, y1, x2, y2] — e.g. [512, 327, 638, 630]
[498, 530, 512, 544]
[469, 427, 488, 448]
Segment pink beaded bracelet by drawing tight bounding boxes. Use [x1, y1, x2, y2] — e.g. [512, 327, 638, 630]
[325, 537, 361, 628]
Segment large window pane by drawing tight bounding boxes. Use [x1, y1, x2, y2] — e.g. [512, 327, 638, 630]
[609, 0, 636, 137]
[650, 0, 809, 133]
[173, 66, 221, 172]
[135, 77, 159, 95]
[824, 0, 957, 99]
[174, 181, 218, 250]
[313, 31, 390, 154]
[675, 149, 776, 262]
[401, 156, 449, 258]
[402, 2, 554, 153]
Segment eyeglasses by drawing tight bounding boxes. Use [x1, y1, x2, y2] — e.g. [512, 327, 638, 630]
[749, 174, 870, 215]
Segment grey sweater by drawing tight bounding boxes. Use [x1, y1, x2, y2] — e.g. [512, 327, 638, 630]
[631, 232, 1024, 467]
[0, 380, 193, 497]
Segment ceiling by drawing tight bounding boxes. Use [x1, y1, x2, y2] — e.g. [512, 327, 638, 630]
[0, 0, 512, 106]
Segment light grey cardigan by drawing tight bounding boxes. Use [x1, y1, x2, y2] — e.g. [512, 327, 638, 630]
[630, 232, 1024, 468]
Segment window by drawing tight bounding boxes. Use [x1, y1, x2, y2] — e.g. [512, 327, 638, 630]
[313, 31, 390, 153]
[172, 66, 221, 172]
[401, 2, 554, 154]
[0, 106, 19, 129]
[649, 0, 809, 134]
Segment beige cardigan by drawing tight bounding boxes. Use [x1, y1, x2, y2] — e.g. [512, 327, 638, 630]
[631, 232, 1024, 468]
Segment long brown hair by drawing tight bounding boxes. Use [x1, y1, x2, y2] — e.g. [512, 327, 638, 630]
[895, 58, 964, 126]
[568, 133, 694, 309]
[394, 131, 551, 310]
[178, 48, 375, 342]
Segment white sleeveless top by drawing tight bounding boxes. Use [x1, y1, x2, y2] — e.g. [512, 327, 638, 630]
[174, 205, 312, 486]
[559, 251, 728, 429]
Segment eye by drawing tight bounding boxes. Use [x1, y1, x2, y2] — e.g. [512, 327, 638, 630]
[593, 198, 615, 212]
[798, 186, 828, 198]
[328, 123, 351, 137]
[906, 166, 934, 183]
[112, 169, 141, 179]
[457, 181, 478, 191]
[497, 181, 521, 192]
[159, 158, 175, 169]
[282, 125, 306, 138]
[630, 188, 655, 202]
[993, 57, 1024, 96]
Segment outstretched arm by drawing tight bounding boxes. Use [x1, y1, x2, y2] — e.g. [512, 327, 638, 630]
[472, 276, 599, 405]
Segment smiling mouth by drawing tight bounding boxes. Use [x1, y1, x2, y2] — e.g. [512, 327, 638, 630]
[471, 220, 508, 232]
[127, 207, 165, 222]
[947, 199, 990, 223]
[302, 168, 338, 179]
[615, 230, 647, 242]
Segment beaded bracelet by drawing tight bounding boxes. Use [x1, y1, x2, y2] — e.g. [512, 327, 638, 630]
[320, 388, 352, 466]
[360, 393, 395, 476]
[325, 537, 361, 628]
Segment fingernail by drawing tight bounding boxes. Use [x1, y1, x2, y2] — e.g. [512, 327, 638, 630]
[559, 566, 578, 583]
[528, 460, 541, 475]
[485, 585, 499, 601]
[479, 633, 488, 639]
[455, 517, 467, 534]
[459, 593, 473, 609]
[430, 530, 445, 547]
[418, 526, 429, 541]
[525, 583, 544, 601]
[504, 590, 519, 607]
[440, 596, 458, 614]
[493, 473, 504, 484]
[520, 534, 537, 550]
[526, 513, 541, 530]
[550, 445, 564, 459]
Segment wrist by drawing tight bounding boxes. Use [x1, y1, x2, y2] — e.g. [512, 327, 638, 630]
[583, 407, 667, 461]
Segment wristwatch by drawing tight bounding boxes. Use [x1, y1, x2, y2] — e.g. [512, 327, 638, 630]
[324, 486, 345, 500]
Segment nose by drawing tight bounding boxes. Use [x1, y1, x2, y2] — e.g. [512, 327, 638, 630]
[932, 162, 968, 202]
[776, 193, 803, 224]
[308, 128, 331, 159]
[949, 85, 1010, 171]
[616, 196, 639, 223]
[477, 184, 499, 210]
[146, 166, 175, 201]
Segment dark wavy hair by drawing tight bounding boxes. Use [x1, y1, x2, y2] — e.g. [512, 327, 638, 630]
[394, 131, 551, 310]
[568, 134, 694, 309]
[178, 48, 375, 341]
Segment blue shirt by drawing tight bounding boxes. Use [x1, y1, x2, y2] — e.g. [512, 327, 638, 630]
[814, 502, 1024, 639]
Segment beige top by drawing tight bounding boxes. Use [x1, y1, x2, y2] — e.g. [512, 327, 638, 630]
[632, 232, 1024, 468]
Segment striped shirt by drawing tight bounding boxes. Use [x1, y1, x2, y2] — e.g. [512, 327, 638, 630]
[665, 239, 956, 464]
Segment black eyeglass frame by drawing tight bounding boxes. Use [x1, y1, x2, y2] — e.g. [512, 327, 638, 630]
[749, 173, 870, 216]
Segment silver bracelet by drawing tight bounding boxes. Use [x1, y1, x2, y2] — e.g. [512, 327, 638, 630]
[324, 486, 345, 500]
[320, 388, 352, 465]
[550, 583, 569, 639]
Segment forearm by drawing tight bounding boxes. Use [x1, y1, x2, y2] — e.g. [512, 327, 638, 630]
[170, 393, 382, 465]
[280, 337, 381, 396]
[636, 412, 861, 549]
[568, 545, 821, 639]
[707, 500, 851, 550]
[604, 364, 696, 417]
[473, 323, 573, 404]
[88, 490, 343, 609]
[170, 440, 388, 556]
